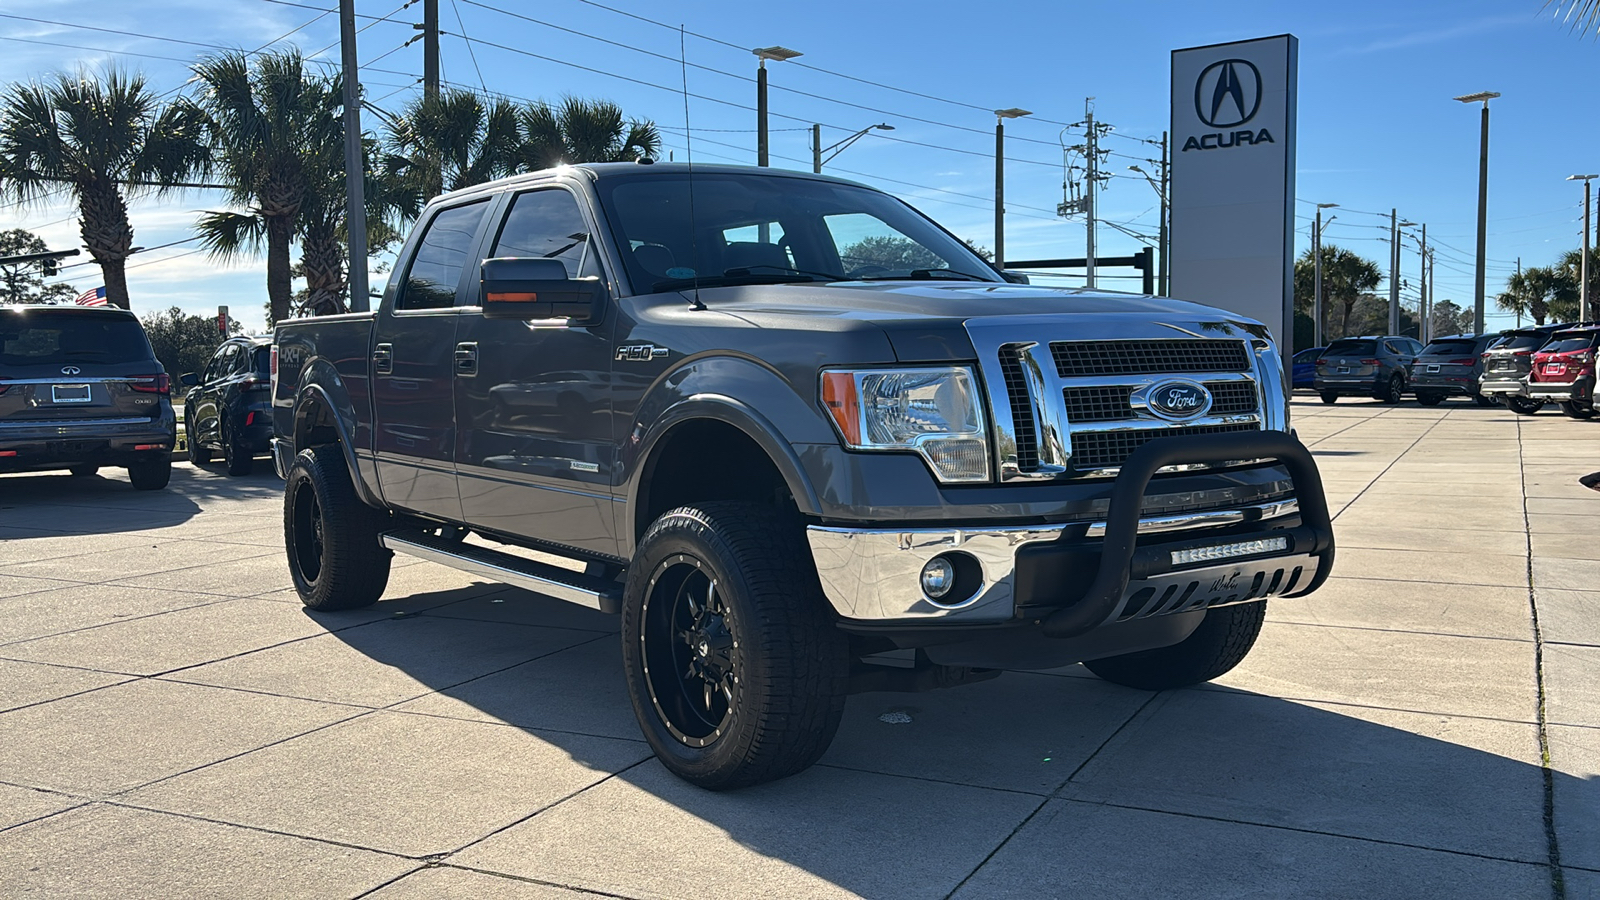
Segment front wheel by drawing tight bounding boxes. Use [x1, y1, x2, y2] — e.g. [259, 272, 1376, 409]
[127, 457, 171, 491]
[284, 444, 391, 610]
[222, 420, 253, 476]
[1507, 397, 1544, 416]
[1084, 601, 1266, 690]
[1562, 400, 1595, 420]
[621, 502, 848, 790]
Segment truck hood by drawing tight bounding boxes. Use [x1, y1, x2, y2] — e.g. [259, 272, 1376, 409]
[689, 281, 1271, 362]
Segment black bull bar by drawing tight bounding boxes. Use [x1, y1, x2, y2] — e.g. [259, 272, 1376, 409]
[1042, 430, 1336, 639]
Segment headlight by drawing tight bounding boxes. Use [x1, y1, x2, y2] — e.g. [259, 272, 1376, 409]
[820, 367, 990, 483]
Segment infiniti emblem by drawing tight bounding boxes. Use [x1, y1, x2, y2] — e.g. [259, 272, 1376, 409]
[60, 366, 81, 375]
[1147, 380, 1212, 420]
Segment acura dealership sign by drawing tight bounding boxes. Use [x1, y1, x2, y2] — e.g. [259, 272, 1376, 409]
[1170, 35, 1298, 363]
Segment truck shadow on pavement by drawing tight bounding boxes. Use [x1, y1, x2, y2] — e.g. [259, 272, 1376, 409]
[316, 586, 1591, 898]
[0, 464, 281, 537]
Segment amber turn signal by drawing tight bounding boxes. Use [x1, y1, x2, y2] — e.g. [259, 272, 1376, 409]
[820, 371, 860, 446]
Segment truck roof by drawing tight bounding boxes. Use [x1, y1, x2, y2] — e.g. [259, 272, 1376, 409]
[431, 161, 874, 205]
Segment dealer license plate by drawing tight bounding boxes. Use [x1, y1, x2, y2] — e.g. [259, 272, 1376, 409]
[1546, 364, 1564, 375]
[1427, 364, 1440, 373]
[51, 384, 90, 403]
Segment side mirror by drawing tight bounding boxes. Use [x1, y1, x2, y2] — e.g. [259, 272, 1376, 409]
[480, 257, 605, 324]
[179, 373, 200, 387]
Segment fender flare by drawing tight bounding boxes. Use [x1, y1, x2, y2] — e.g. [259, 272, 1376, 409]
[292, 376, 383, 509]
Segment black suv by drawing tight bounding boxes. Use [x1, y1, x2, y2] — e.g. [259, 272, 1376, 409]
[1410, 333, 1501, 406]
[1314, 335, 1422, 404]
[181, 335, 273, 476]
[0, 305, 175, 489]
[1479, 323, 1571, 414]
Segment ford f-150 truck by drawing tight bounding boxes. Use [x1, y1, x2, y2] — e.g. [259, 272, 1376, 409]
[272, 162, 1334, 789]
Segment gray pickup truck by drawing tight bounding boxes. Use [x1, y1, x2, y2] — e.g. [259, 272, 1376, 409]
[272, 162, 1334, 789]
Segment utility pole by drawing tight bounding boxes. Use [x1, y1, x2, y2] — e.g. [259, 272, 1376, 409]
[812, 124, 822, 174]
[1159, 131, 1169, 295]
[752, 47, 801, 168]
[1515, 257, 1522, 327]
[1418, 223, 1427, 340]
[1084, 101, 1099, 288]
[1427, 249, 1436, 340]
[1389, 209, 1399, 334]
[339, 0, 369, 313]
[993, 108, 1031, 271]
[1569, 174, 1597, 321]
[422, 0, 439, 101]
[1313, 203, 1337, 346]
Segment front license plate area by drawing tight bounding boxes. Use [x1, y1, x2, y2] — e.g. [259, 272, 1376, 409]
[51, 384, 91, 403]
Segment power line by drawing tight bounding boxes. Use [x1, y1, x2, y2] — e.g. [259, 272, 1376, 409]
[446, 0, 488, 92]
[308, 0, 416, 57]
[0, 35, 194, 64]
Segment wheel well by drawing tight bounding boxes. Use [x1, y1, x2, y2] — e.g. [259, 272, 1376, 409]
[637, 419, 794, 539]
[295, 395, 340, 449]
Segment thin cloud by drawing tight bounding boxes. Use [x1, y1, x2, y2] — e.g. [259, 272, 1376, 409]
[1339, 14, 1537, 55]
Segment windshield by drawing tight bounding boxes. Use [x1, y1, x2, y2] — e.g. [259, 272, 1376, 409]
[0, 311, 153, 367]
[1324, 339, 1377, 357]
[594, 172, 1000, 294]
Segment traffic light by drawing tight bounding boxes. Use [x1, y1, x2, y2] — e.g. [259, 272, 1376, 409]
[42, 259, 57, 277]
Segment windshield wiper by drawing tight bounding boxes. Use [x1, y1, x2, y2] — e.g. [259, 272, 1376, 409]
[652, 266, 842, 292]
[859, 268, 992, 282]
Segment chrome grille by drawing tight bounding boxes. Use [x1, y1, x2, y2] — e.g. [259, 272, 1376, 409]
[1062, 386, 1136, 423]
[1203, 380, 1259, 416]
[996, 344, 1039, 471]
[1051, 340, 1251, 377]
[1070, 422, 1261, 471]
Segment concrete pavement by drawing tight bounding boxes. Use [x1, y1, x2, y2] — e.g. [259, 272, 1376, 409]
[0, 395, 1594, 898]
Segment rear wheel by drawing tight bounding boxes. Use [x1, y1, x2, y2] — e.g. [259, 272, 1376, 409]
[223, 420, 253, 476]
[127, 456, 171, 491]
[67, 465, 98, 477]
[1415, 392, 1444, 406]
[1319, 392, 1339, 405]
[1561, 401, 1595, 420]
[1473, 393, 1496, 408]
[1507, 397, 1544, 416]
[285, 444, 391, 610]
[1084, 601, 1267, 690]
[621, 502, 848, 790]
[1377, 373, 1404, 404]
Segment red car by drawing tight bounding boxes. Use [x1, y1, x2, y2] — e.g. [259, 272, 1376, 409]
[1526, 326, 1600, 419]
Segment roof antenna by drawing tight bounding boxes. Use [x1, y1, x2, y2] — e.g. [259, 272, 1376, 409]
[680, 24, 705, 311]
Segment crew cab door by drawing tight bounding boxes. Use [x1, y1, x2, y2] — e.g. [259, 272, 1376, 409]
[452, 186, 618, 556]
[370, 197, 494, 522]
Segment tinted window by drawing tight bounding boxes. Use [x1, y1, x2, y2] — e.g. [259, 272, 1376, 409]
[491, 190, 594, 279]
[399, 201, 489, 310]
[1422, 339, 1478, 356]
[0, 312, 152, 366]
[1541, 334, 1599, 354]
[1292, 348, 1323, 363]
[250, 346, 271, 374]
[1497, 332, 1550, 352]
[1324, 339, 1376, 356]
[1381, 341, 1402, 355]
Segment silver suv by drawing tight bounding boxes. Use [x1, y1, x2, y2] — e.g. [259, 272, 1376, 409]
[1314, 335, 1421, 404]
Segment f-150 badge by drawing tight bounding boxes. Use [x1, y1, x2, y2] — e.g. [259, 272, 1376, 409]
[615, 344, 669, 362]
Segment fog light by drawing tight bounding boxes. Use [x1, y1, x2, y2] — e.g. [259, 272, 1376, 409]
[920, 557, 955, 599]
[1171, 536, 1288, 566]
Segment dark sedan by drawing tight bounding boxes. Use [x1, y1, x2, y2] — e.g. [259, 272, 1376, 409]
[181, 335, 273, 476]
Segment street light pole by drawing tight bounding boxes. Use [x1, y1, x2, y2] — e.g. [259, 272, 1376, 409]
[1569, 174, 1598, 321]
[1455, 91, 1499, 334]
[1130, 161, 1170, 296]
[339, 0, 368, 313]
[813, 123, 894, 173]
[1313, 203, 1338, 346]
[752, 46, 801, 167]
[993, 108, 1032, 270]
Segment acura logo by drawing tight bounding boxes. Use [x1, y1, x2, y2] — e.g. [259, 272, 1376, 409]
[60, 366, 80, 375]
[1195, 59, 1262, 129]
[1147, 381, 1212, 420]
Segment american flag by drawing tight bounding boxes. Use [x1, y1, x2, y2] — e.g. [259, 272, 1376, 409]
[74, 287, 106, 307]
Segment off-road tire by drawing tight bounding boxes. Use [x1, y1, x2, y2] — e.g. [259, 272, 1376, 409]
[1507, 397, 1544, 416]
[1084, 601, 1267, 691]
[1319, 392, 1339, 405]
[1376, 373, 1404, 404]
[127, 457, 171, 491]
[1415, 392, 1443, 406]
[68, 465, 98, 477]
[1561, 401, 1595, 420]
[621, 502, 849, 790]
[223, 420, 253, 476]
[284, 444, 391, 610]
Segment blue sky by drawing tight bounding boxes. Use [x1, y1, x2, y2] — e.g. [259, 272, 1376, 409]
[0, 0, 1592, 333]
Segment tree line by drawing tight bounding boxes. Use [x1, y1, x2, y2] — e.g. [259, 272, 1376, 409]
[0, 52, 660, 323]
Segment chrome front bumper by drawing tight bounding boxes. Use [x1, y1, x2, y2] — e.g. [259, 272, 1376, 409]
[806, 499, 1303, 624]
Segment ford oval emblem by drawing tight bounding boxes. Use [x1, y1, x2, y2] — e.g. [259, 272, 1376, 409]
[1147, 380, 1212, 419]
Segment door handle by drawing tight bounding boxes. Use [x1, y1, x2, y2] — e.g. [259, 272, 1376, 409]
[454, 342, 478, 377]
[374, 343, 394, 375]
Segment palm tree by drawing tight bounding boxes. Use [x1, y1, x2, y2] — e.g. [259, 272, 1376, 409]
[519, 96, 661, 170]
[1497, 266, 1569, 326]
[0, 69, 206, 309]
[1545, 0, 1600, 36]
[1293, 244, 1381, 340]
[190, 49, 341, 324]
[378, 88, 521, 219]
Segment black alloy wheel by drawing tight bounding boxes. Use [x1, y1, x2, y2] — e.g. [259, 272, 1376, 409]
[1378, 373, 1404, 404]
[641, 555, 738, 748]
[223, 420, 253, 476]
[1507, 397, 1544, 416]
[284, 444, 391, 610]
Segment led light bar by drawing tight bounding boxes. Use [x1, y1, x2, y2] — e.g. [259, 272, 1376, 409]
[1171, 536, 1288, 567]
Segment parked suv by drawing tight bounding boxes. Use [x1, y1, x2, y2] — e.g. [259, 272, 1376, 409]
[1479, 324, 1571, 414]
[1527, 326, 1600, 419]
[1410, 333, 1501, 406]
[0, 305, 175, 489]
[1314, 335, 1421, 403]
[182, 335, 273, 475]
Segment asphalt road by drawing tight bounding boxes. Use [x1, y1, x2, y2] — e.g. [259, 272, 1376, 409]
[0, 396, 1595, 899]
